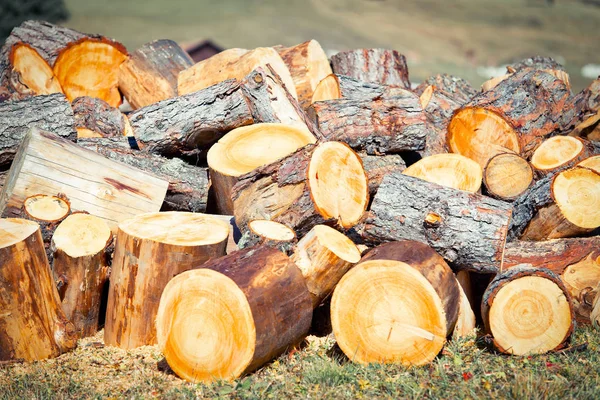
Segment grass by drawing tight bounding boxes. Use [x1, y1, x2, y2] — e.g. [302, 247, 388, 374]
[1, 326, 600, 399]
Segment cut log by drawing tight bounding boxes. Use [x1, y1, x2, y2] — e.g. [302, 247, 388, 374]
[232, 141, 369, 236]
[357, 172, 512, 273]
[77, 137, 209, 213]
[530, 136, 596, 177]
[204, 214, 240, 255]
[447, 69, 574, 167]
[504, 237, 600, 324]
[483, 153, 533, 201]
[72, 96, 132, 138]
[0, 218, 77, 361]
[414, 74, 477, 104]
[118, 39, 194, 109]
[290, 225, 361, 307]
[156, 246, 312, 382]
[311, 74, 341, 103]
[358, 153, 406, 196]
[311, 74, 393, 104]
[453, 273, 477, 339]
[577, 155, 600, 172]
[275, 40, 332, 109]
[481, 265, 574, 355]
[331, 240, 459, 365]
[402, 153, 482, 193]
[567, 78, 600, 140]
[129, 79, 254, 157]
[510, 56, 570, 89]
[0, 93, 76, 167]
[0, 128, 169, 232]
[51, 213, 112, 338]
[330, 49, 410, 89]
[105, 212, 230, 349]
[178, 47, 297, 98]
[481, 73, 511, 92]
[237, 219, 296, 254]
[207, 123, 316, 214]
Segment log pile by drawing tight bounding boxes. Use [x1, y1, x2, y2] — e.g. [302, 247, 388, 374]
[3, 19, 600, 385]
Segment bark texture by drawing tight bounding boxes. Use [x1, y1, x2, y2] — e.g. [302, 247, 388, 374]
[72, 96, 129, 138]
[331, 49, 410, 89]
[565, 78, 600, 138]
[358, 153, 406, 196]
[507, 174, 554, 240]
[414, 74, 477, 103]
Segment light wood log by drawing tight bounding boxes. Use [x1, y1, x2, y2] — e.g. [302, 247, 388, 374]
[237, 219, 296, 254]
[530, 136, 597, 177]
[483, 153, 534, 201]
[567, 78, 600, 140]
[453, 272, 477, 339]
[330, 49, 411, 89]
[577, 155, 600, 172]
[402, 153, 482, 193]
[72, 96, 132, 138]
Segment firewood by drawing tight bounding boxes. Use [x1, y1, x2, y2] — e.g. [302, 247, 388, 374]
[0, 218, 77, 361]
[311, 74, 341, 103]
[567, 78, 600, 140]
[72, 96, 132, 138]
[330, 49, 411, 89]
[51, 213, 112, 338]
[178, 47, 297, 99]
[447, 69, 574, 167]
[0, 128, 169, 231]
[402, 153, 482, 193]
[237, 219, 297, 254]
[481, 57, 570, 92]
[207, 123, 316, 214]
[118, 39, 194, 109]
[275, 40, 332, 109]
[331, 240, 460, 365]
[530, 136, 597, 177]
[481, 265, 574, 355]
[504, 237, 600, 324]
[290, 224, 361, 308]
[357, 172, 512, 273]
[155, 246, 313, 382]
[0, 170, 6, 192]
[453, 272, 477, 339]
[208, 214, 241, 255]
[0, 93, 76, 167]
[414, 74, 477, 103]
[483, 152, 534, 200]
[358, 153, 406, 196]
[104, 212, 230, 349]
[232, 141, 369, 236]
[577, 154, 600, 172]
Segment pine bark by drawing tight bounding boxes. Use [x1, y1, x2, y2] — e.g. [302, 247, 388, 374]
[414, 74, 477, 103]
[566, 78, 600, 139]
[72, 96, 129, 138]
[330, 49, 411, 89]
[358, 153, 406, 196]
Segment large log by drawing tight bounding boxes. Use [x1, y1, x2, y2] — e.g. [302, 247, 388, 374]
[72, 96, 131, 138]
[105, 212, 230, 349]
[402, 153, 482, 193]
[330, 49, 410, 89]
[0, 218, 77, 361]
[0, 93, 76, 167]
[331, 240, 460, 365]
[156, 246, 313, 382]
[357, 172, 512, 273]
[480, 57, 570, 93]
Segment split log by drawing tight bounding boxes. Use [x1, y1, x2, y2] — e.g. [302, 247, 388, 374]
[51, 213, 112, 338]
[237, 219, 296, 254]
[232, 141, 369, 236]
[530, 136, 597, 177]
[118, 39, 194, 109]
[447, 69, 574, 167]
[77, 137, 209, 213]
[414, 74, 477, 104]
[0, 218, 77, 361]
[0, 93, 76, 167]
[483, 153, 534, 201]
[453, 272, 477, 339]
[481, 265, 574, 355]
[504, 237, 600, 324]
[402, 153, 482, 193]
[156, 246, 313, 382]
[0, 128, 169, 232]
[331, 240, 460, 365]
[207, 123, 316, 214]
[104, 212, 230, 349]
[275, 40, 332, 109]
[357, 172, 512, 273]
[330, 49, 410, 89]
[567, 78, 600, 140]
[72, 96, 132, 138]
[290, 225, 361, 307]
[178, 47, 297, 98]
[358, 153, 406, 196]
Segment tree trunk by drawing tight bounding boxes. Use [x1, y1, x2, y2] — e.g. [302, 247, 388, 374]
[357, 172, 512, 273]
[402, 153, 483, 193]
[105, 212, 230, 349]
[237, 219, 297, 254]
[358, 153, 406, 197]
[0, 218, 77, 361]
[72, 96, 131, 138]
[330, 49, 411, 89]
[119, 39, 194, 109]
[481, 265, 574, 355]
[156, 246, 313, 382]
[483, 153, 534, 201]
[331, 240, 460, 365]
[0, 93, 76, 167]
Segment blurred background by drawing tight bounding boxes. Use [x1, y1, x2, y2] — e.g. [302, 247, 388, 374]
[2, 0, 599, 91]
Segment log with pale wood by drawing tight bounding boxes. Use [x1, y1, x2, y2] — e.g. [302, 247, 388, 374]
[72, 96, 132, 138]
[0, 218, 77, 361]
[482, 265, 574, 355]
[311, 74, 396, 103]
[156, 246, 313, 382]
[402, 153, 482, 193]
[567, 78, 600, 140]
[530, 136, 598, 177]
[330, 49, 411, 89]
[453, 272, 477, 339]
[481, 57, 570, 92]
[237, 219, 297, 254]
[331, 240, 460, 365]
[483, 152, 534, 201]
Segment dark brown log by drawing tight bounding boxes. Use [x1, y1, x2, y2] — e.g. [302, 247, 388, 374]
[330, 49, 410, 89]
[72, 96, 130, 138]
[358, 153, 406, 196]
[0, 93, 76, 167]
[356, 172, 512, 273]
[414, 74, 477, 103]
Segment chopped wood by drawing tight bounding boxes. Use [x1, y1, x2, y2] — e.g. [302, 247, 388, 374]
[530, 136, 597, 177]
[358, 153, 406, 196]
[237, 219, 297, 254]
[414, 74, 477, 103]
[330, 49, 410, 89]
[72, 96, 132, 138]
[402, 153, 482, 193]
[483, 153, 534, 201]
[567, 78, 600, 140]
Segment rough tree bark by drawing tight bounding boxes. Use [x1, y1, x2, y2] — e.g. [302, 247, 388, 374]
[72, 96, 131, 138]
[330, 49, 411, 89]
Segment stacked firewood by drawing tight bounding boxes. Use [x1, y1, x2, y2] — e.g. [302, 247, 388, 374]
[2, 20, 600, 382]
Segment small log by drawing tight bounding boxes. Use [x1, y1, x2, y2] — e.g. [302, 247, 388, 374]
[0, 93, 76, 167]
[481, 265, 574, 355]
[330, 49, 411, 89]
[530, 136, 597, 177]
[156, 246, 313, 382]
[414, 74, 477, 104]
[311, 74, 393, 103]
[237, 219, 296, 254]
[118, 39, 194, 109]
[402, 153, 482, 193]
[509, 56, 570, 89]
[566, 78, 600, 139]
[578, 155, 600, 172]
[105, 212, 230, 349]
[51, 213, 112, 338]
[72, 96, 132, 138]
[290, 224, 361, 308]
[0, 218, 77, 361]
[358, 153, 406, 196]
[357, 172, 512, 273]
[331, 240, 460, 365]
[483, 153, 534, 201]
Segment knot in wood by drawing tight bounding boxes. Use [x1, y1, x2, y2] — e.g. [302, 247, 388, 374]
[253, 73, 264, 84]
[424, 212, 442, 227]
